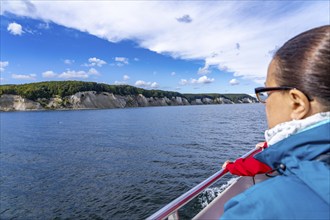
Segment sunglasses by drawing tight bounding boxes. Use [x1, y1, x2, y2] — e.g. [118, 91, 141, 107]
[254, 86, 312, 103]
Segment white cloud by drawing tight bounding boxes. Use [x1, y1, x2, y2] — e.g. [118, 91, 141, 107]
[64, 59, 74, 65]
[2, 1, 329, 83]
[115, 57, 128, 64]
[115, 75, 130, 85]
[114, 81, 127, 85]
[229, 78, 240, 85]
[37, 22, 50, 30]
[7, 22, 24, 35]
[111, 57, 130, 67]
[58, 70, 89, 79]
[42, 68, 99, 79]
[0, 61, 9, 72]
[150, 82, 159, 88]
[12, 73, 36, 80]
[123, 75, 130, 80]
[88, 68, 99, 75]
[42, 70, 57, 78]
[179, 79, 189, 85]
[87, 57, 106, 67]
[135, 80, 147, 87]
[191, 76, 214, 84]
[197, 66, 211, 75]
[135, 80, 159, 88]
[115, 75, 130, 84]
[180, 76, 215, 85]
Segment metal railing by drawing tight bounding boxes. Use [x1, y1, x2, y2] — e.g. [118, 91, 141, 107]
[147, 148, 259, 220]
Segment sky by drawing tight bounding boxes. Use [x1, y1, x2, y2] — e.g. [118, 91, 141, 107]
[0, 1, 329, 95]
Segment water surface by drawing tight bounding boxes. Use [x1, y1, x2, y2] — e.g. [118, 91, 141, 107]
[0, 104, 267, 219]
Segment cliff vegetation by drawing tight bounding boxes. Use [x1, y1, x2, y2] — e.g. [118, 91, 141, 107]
[0, 81, 257, 111]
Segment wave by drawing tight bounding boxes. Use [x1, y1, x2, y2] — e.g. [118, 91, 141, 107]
[198, 177, 239, 208]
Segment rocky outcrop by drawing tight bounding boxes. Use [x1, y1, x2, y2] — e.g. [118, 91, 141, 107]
[0, 91, 257, 111]
[237, 97, 256, 104]
[0, 94, 43, 111]
[190, 97, 235, 105]
[68, 92, 127, 109]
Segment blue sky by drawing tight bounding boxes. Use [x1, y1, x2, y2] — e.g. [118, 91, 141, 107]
[0, 1, 329, 94]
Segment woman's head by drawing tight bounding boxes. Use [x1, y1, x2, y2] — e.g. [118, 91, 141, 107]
[264, 25, 330, 128]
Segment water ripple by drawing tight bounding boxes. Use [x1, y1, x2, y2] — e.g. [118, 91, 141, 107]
[0, 104, 266, 219]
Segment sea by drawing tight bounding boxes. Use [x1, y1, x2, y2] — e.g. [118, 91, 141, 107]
[0, 104, 267, 220]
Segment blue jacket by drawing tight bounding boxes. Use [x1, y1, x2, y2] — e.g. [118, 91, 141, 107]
[221, 121, 330, 219]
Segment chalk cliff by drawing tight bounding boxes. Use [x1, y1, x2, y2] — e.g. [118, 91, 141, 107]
[0, 91, 256, 111]
[0, 94, 43, 111]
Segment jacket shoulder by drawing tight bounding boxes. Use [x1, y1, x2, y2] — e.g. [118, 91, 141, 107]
[222, 175, 329, 219]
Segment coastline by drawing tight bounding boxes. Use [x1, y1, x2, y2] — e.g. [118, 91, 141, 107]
[0, 92, 257, 112]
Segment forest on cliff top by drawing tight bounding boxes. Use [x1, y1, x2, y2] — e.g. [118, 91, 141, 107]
[0, 81, 256, 103]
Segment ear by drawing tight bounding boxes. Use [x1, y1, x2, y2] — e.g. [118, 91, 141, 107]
[288, 89, 311, 120]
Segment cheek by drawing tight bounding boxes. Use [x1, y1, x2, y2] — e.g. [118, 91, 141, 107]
[265, 97, 292, 128]
[265, 101, 278, 129]
[265, 103, 273, 128]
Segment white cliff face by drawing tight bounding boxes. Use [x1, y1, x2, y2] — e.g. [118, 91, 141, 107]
[0, 94, 43, 111]
[192, 99, 203, 105]
[238, 98, 254, 103]
[217, 97, 234, 104]
[46, 96, 64, 109]
[0, 91, 255, 111]
[202, 98, 213, 104]
[0, 92, 192, 111]
[69, 91, 126, 109]
[136, 94, 148, 107]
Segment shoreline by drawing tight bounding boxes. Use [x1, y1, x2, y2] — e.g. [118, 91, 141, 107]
[0, 102, 260, 113]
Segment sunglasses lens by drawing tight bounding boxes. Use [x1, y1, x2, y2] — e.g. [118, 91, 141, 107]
[257, 92, 268, 103]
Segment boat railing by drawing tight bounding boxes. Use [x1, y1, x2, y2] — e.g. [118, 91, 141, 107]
[146, 148, 259, 220]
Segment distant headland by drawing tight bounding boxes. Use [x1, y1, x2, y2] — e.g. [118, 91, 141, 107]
[0, 81, 257, 111]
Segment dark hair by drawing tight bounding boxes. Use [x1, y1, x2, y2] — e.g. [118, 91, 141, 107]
[273, 25, 330, 109]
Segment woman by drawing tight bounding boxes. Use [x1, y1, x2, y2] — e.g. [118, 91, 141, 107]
[221, 25, 329, 219]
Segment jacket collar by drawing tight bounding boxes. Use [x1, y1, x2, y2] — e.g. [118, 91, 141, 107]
[265, 112, 330, 146]
[255, 121, 330, 169]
